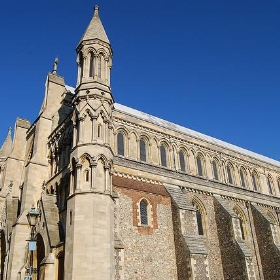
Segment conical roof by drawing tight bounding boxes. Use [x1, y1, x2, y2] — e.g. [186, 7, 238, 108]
[78, 5, 110, 46]
[0, 128, 13, 157]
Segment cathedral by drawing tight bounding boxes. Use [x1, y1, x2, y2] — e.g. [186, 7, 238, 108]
[1, 5, 280, 280]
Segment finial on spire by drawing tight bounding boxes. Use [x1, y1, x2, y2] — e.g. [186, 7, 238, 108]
[94, 5, 99, 17]
[52, 57, 59, 74]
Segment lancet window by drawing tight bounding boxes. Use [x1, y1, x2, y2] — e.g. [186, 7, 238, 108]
[267, 175, 274, 195]
[140, 138, 147, 162]
[192, 200, 206, 236]
[226, 163, 234, 185]
[160, 144, 167, 167]
[196, 154, 204, 177]
[179, 150, 186, 172]
[212, 160, 219, 181]
[240, 167, 247, 188]
[140, 199, 148, 225]
[117, 132, 125, 156]
[89, 52, 94, 77]
[252, 171, 259, 191]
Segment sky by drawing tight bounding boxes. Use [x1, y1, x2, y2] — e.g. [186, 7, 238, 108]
[1, 0, 280, 160]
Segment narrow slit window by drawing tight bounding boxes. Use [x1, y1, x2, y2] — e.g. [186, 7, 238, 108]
[160, 145, 167, 167]
[196, 156, 203, 177]
[140, 200, 148, 225]
[89, 53, 94, 77]
[239, 218, 245, 240]
[267, 177, 273, 195]
[97, 124, 101, 138]
[140, 139, 147, 162]
[252, 173, 258, 191]
[179, 151, 186, 172]
[240, 169, 246, 188]
[117, 132, 124, 156]
[98, 55, 102, 78]
[212, 161, 219, 181]
[79, 52, 84, 82]
[196, 210, 204, 235]
[85, 170, 89, 182]
[227, 165, 233, 184]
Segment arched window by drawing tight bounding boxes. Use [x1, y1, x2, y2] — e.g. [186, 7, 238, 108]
[267, 175, 274, 195]
[160, 144, 167, 167]
[140, 138, 147, 162]
[192, 200, 205, 236]
[252, 171, 259, 191]
[179, 150, 186, 172]
[234, 209, 246, 240]
[89, 52, 94, 77]
[212, 160, 219, 181]
[240, 167, 247, 188]
[140, 199, 148, 225]
[227, 164, 234, 185]
[196, 155, 204, 177]
[267, 211, 280, 244]
[117, 132, 125, 156]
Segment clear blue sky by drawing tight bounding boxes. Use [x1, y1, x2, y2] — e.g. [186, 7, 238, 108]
[1, 0, 280, 160]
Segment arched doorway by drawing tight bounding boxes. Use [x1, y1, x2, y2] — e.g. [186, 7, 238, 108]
[36, 234, 45, 280]
[0, 232, 6, 280]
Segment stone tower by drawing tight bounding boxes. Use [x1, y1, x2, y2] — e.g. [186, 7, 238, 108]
[64, 6, 115, 279]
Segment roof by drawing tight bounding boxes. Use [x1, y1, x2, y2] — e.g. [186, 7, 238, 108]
[78, 5, 110, 46]
[114, 103, 280, 167]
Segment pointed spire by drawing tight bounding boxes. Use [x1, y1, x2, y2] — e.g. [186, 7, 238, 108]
[78, 5, 110, 47]
[0, 127, 13, 157]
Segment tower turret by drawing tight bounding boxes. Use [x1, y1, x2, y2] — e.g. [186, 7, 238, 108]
[64, 7, 115, 279]
[76, 5, 113, 91]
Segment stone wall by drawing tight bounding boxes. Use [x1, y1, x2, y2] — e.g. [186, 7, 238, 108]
[113, 176, 178, 279]
[251, 205, 280, 279]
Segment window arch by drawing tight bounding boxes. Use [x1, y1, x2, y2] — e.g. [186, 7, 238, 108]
[117, 131, 125, 156]
[212, 159, 219, 181]
[239, 167, 247, 188]
[139, 138, 147, 162]
[160, 144, 167, 167]
[252, 171, 259, 191]
[234, 208, 247, 240]
[267, 175, 274, 195]
[140, 199, 148, 225]
[179, 149, 187, 172]
[192, 198, 206, 236]
[226, 163, 234, 185]
[196, 154, 205, 177]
